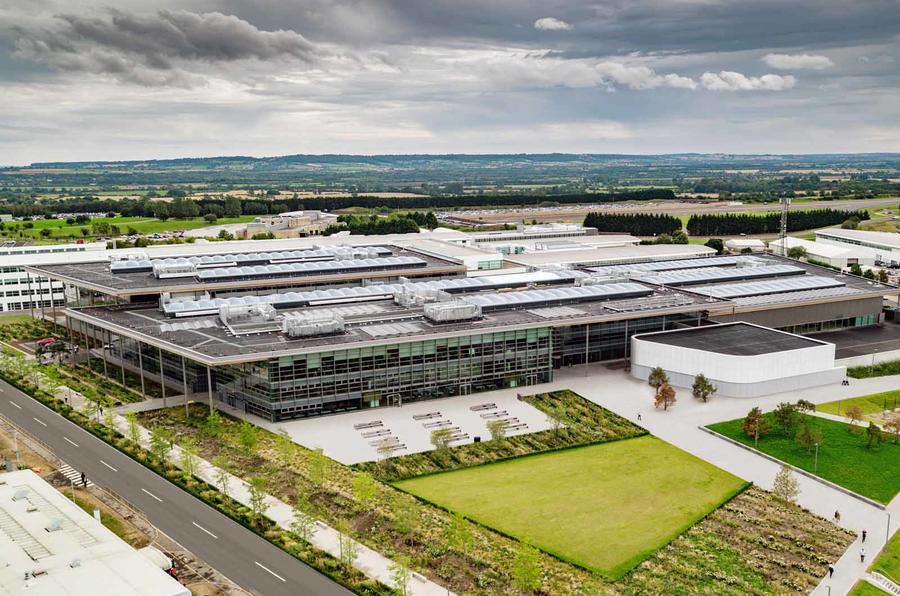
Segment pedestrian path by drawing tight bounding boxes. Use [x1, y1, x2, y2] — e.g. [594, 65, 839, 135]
[58, 461, 93, 488]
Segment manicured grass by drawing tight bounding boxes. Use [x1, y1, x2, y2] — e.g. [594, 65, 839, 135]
[817, 390, 900, 420]
[708, 415, 900, 504]
[395, 435, 747, 579]
[0, 215, 253, 239]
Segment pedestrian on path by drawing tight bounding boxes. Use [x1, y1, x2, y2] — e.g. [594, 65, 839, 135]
[637, 413, 642, 421]
[862, 529, 867, 543]
[80, 472, 86, 487]
[860, 547, 866, 563]
[828, 565, 834, 578]
[834, 510, 841, 523]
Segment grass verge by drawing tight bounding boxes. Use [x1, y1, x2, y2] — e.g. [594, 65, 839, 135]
[707, 414, 899, 504]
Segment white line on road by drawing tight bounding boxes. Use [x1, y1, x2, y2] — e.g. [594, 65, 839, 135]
[99, 460, 117, 472]
[192, 522, 218, 539]
[63, 437, 79, 447]
[8, 400, 20, 409]
[33, 417, 47, 427]
[141, 488, 162, 502]
[254, 561, 287, 582]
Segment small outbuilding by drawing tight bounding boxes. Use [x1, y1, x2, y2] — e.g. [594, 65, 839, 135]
[724, 238, 766, 253]
[630, 322, 844, 397]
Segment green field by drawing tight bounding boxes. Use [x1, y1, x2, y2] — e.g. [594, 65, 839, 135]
[394, 436, 747, 579]
[708, 415, 900, 503]
[0, 215, 254, 240]
[817, 390, 900, 421]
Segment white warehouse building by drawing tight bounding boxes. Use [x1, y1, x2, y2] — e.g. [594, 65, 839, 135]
[630, 322, 845, 398]
[769, 237, 878, 269]
[815, 228, 900, 266]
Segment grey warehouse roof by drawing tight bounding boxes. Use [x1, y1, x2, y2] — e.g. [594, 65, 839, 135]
[634, 322, 825, 355]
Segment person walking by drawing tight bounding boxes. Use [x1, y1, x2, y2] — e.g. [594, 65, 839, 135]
[834, 510, 841, 523]
[637, 413, 642, 421]
[80, 472, 87, 487]
[828, 565, 834, 578]
[860, 547, 866, 563]
[862, 529, 867, 543]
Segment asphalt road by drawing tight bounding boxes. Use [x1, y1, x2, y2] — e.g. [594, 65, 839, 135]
[0, 377, 351, 596]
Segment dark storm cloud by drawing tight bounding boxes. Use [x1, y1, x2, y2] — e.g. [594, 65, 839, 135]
[12, 8, 323, 86]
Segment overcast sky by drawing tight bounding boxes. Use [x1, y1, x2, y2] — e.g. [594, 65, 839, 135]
[2, 0, 899, 164]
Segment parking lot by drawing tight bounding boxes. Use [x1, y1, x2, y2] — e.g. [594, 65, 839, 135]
[274, 391, 553, 464]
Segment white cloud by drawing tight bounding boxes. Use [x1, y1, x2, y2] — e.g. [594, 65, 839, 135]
[700, 71, 796, 91]
[534, 17, 572, 31]
[595, 62, 697, 90]
[763, 53, 834, 70]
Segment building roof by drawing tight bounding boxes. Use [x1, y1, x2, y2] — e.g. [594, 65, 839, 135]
[0, 470, 188, 596]
[770, 236, 880, 259]
[815, 228, 900, 250]
[633, 322, 826, 355]
[504, 244, 715, 267]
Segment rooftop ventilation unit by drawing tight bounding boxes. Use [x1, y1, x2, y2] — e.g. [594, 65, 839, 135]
[218, 303, 277, 325]
[282, 311, 345, 337]
[393, 285, 452, 307]
[152, 261, 198, 279]
[45, 519, 62, 533]
[424, 301, 482, 323]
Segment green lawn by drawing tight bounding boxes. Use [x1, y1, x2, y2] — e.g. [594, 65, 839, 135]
[0, 215, 254, 240]
[817, 390, 900, 421]
[394, 436, 747, 579]
[708, 415, 900, 504]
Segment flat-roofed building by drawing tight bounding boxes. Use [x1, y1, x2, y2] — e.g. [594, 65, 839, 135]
[815, 228, 900, 266]
[0, 469, 189, 596]
[770, 237, 878, 269]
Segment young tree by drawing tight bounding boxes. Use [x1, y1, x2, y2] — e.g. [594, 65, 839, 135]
[654, 383, 677, 411]
[351, 472, 378, 512]
[866, 422, 883, 450]
[787, 245, 808, 259]
[290, 503, 316, 543]
[391, 494, 418, 545]
[274, 429, 294, 463]
[846, 405, 864, 432]
[771, 465, 800, 503]
[307, 448, 330, 491]
[773, 402, 799, 436]
[247, 477, 270, 521]
[203, 410, 223, 438]
[211, 454, 230, 496]
[486, 418, 509, 442]
[795, 423, 823, 454]
[691, 373, 716, 403]
[545, 409, 564, 437]
[149, 426, 173, 462]
[238, 421, 259, 454]
[125, 411, 142, 446]
[336, 520, 359, 572]
[795, 399, 816, 417]
[885, 418, 900, 444]
[511, 543, 542, 593]
[102, 407, 117, 432]
[179, 439, 199, 479]
[430, 428, 453, 452]
[388, 555, 413, 596]
[647, 367, 669, 392]
[742, 407, 771, 446]
[445, 512, 473, 556]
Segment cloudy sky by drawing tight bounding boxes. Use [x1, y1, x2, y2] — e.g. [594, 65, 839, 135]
[1, 0, 899, 164]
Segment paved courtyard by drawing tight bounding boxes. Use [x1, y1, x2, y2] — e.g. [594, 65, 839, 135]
[272, 390, 553, 464]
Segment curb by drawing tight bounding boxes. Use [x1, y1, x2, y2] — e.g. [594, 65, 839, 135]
[698, 426, 886, 510]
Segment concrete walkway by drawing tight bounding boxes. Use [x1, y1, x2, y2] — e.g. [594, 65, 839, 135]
[100, 408, 450, 596]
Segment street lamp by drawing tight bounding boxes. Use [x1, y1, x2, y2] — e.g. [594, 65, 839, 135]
[13, 430, 20, 468]
[888, 512, 892, 545]
[814, 443, 820, 474]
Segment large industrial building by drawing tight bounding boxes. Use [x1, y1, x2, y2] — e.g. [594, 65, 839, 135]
[815, 228, 900, 266]
[25, 230, 898, 421]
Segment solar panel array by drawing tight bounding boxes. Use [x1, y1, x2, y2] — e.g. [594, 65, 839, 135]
[689, 276, 845, 299]
[589, 256, 763, 275]
[634, 264, 804, 287]
[461, 283, 652, 311]
[110, 246, 393, 273]
[162, 271, 580, 316]
[195, 256, 426, 281]
[731, 285, 863, 307]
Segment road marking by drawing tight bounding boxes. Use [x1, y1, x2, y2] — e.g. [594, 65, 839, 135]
[8, 400, 20, 409]
[192, 522, 218, 539]
[99, 460, 117, 472]
[63, 437, 79, 447]
[33, 417, 47, 427]
[141, 488, 162, 502]
[254, 561, 286, 582]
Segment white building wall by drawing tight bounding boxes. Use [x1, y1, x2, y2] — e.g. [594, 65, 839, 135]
[0, 243, 106, 313]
